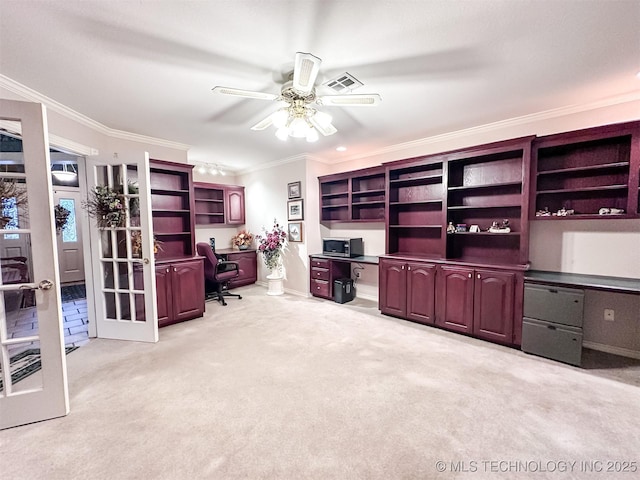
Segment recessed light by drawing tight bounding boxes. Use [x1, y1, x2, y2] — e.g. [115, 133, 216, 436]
[336, 146, 347, 152]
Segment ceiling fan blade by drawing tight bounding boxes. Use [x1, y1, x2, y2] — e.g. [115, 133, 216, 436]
[250, 114, 274, 131]
[212, 86, 279, 101]
[309, 116, 337, 136]
[318, 94, 382, 106]
[292, 52, 322, 94]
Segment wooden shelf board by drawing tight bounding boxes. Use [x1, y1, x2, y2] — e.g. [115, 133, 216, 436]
[151, 188, 189, 195]
[321, 204, 349, 209]
[448, 181, 522, 191]
[352, 189, 385, 196]
[195, 212, 224, 217]
[537, 162, 630, 176]
[389, 174, 442, 186]
[389, 224, 442, 229]
[447, 204, 521, 210]
[536, 184, 628, 195]
[352, 201, 385, 206]
[321, 192, 348, 198]
[447, 231, 521, 236]
[532, 214, 634, 220]
[152, 209, 191, 214]
[389, 200, 442, 206]
[194, 198, 224, 203]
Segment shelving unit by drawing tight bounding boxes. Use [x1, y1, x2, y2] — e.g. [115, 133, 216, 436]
[149, 160, 196, 260]
[319, 166, 386, 223]
[444, 138, 532, 266]
[531, 121, 640, 219]
[386, 159, 444, 257]
[193, 182, 245, 226]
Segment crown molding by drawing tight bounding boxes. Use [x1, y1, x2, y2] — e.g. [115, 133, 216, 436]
[236, 153, 312, 175]
[337, 90, 640, 164]
[0, 119, 98, 156]
[0, 74, 190, 151]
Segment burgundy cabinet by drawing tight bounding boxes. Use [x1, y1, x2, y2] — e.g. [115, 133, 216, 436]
[379, 258, 407, 317]
[310, 256, 350, 299]
[155, 258, 204, 327]
[194, 182, 246, 226]
[473, 269, 515, 343]
[436, 265, 474, 333]
[436, 265, 520, 345]
[223, 250, 257, 288]
[379, 258, 436, 324]
[225, 186, 245, 225]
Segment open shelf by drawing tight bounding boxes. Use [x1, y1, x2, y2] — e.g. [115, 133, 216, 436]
[447, 204, 522, 210]
[536, 184, 627, 195]
[537, 161, 629, 176]
[448, 181, 522, 191]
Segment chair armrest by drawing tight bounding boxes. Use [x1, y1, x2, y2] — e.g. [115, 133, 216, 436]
[216, 260, 240, 274]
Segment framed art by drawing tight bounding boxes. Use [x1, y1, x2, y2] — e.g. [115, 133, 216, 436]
[288, 222, 303, 242]
[287, 181, 301, 199]
[287, 199, 304, 221]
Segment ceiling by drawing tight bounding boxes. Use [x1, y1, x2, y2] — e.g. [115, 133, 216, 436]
[1, 1, 639, 172]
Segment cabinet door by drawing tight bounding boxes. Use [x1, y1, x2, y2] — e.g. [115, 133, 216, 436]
[473, 269, 515, 344]
[225, 187, 245, 225]
[436, 265, 474, 333]
[379, 259, 407, 317]
[228, 251, 257, 288]
[155, 265, 172, 327]
[406, 262, 436, 324]
[170, 259, 205, 322]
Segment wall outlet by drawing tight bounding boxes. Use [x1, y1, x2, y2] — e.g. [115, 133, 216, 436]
[604, 309, 615, 322]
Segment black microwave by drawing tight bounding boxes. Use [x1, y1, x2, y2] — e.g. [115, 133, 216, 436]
[322, 238, 364, 258]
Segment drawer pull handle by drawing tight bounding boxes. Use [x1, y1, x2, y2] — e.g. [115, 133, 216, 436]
[547, 325, 557, 330]
[548, 289, 558, 293]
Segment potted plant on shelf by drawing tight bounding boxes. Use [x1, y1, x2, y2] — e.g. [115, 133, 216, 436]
[231, 229, 253, 250]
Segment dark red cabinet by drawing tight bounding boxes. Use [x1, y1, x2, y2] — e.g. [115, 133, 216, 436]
[155, 258, 204, 327]
[473, 269, 515, 344]
[436, 265, 518, 344]
[436, 265, 474, 333]
[225, 186, 245, 225]
[222, 250, 257, 288]
[379, 258, 436, 324]
[309, 256, 351, 299]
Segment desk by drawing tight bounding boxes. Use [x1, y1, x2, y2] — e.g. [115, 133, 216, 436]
[524, 270, 640, 295]
[309, 254, 379, 300]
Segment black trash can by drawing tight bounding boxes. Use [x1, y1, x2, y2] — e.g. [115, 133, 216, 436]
[334, 278, 355, 304]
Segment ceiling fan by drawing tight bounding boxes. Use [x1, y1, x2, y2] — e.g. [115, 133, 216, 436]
[212, 52, 382, 142]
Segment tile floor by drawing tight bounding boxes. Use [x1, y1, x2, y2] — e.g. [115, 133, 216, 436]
[5, 298, 89, 358]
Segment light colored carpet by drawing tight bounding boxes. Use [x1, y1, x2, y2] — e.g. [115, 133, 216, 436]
[2, 285, 639, 480]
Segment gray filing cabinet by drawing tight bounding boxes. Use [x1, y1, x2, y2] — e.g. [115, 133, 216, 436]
[522, 283, 584, 366]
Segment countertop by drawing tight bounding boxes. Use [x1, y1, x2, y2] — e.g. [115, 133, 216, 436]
[525, 270, 640, 295]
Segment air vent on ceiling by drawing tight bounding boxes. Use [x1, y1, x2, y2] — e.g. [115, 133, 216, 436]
[323, 72, 363, 93]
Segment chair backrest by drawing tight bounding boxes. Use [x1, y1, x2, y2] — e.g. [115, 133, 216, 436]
[196, 242, 219, 282]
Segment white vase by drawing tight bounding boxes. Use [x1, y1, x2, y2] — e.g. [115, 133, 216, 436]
[266, 267, 284, 296]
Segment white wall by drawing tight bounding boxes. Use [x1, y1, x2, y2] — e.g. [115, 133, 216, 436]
[238, 158, 309, 294]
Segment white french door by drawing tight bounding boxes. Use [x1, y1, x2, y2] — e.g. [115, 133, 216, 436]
[87, 153, 158, 342]
[0, 99, 68, 429]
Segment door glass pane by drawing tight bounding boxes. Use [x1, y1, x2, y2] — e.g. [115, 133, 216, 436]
[0, 130, 47, 396]
[59, 198, 78, 243]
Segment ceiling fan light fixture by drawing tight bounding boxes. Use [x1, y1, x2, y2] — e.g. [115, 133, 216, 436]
[306, 127, 319, 143]
[51, 163, 78, 181]
[275, 127, 289, 141]
[289, 117, 310, 138]
[272, 109, 289, 129]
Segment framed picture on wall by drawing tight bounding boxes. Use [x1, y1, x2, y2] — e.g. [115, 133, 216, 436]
[287, 181, 301, 199]
[287, 199, 304, 221]
[288, 222, 303, 242]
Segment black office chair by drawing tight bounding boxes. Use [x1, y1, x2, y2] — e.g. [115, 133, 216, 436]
[196, 243, 243, 306]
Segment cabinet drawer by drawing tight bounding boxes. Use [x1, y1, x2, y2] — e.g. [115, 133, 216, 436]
[311, 267, 329, 281]
[524, 284, 584, 327]
[311, 258, 330, 268]
[311, 279, 330, 297]
[522, 318, 583, 366]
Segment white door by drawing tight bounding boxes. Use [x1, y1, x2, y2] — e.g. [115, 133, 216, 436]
[0, 99, 68, 430]
[87, 153, 158, 343]
[54, 188, 85, 284]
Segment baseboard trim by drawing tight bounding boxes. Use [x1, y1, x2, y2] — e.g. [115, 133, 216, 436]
[582, 341, 640, 360]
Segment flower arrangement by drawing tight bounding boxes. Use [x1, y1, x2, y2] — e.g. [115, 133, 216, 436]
[54, 204, 71, 233]
[256, 219, 287, 270]
[231, 229, 253, 249]
[83, 185, 126, 228]
[130, 231, 163, 257]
